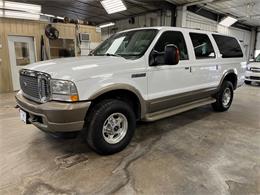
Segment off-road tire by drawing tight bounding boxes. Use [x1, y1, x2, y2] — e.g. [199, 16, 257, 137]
[85, 99, 136, 155]
[212, 81, 234, 112]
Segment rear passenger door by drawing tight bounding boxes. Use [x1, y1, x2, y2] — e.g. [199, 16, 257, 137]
[189, 33, 220, 89]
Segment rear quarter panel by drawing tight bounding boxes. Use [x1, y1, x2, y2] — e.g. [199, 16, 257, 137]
[210, 34, 246, 88]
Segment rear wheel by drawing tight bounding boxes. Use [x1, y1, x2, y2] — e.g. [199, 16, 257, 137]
[245, 80, 251, 85]
[84, 99, 136, 155]
[212, 81, 234, 112]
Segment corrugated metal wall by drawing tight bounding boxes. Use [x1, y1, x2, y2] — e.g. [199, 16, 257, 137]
[186, 12, 218, 32]
[255, 28, 260, 57]
[101, 10, 172, 40]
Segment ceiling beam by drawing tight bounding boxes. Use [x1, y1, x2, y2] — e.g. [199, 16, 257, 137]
[124, 0, 151, 12]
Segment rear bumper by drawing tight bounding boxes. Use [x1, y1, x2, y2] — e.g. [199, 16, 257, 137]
[15, 92, 91, 132]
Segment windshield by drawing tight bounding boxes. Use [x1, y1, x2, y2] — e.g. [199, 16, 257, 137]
[255, 54, 260, 62]
[92, 29, 158, 59]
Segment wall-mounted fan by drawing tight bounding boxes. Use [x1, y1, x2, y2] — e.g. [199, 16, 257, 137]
[45, 24, 59, 40]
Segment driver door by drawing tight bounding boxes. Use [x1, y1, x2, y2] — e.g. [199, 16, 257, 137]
[147, 31, 194, 113]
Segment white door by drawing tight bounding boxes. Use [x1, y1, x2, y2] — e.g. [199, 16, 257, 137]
[147, 31, 193, 112]
[8, 36, 36, 91]
[189, 33, 220, 89]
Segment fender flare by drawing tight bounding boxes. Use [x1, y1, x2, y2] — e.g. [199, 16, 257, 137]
[88, 83, 147, 118]
[218, 69, 238, 90]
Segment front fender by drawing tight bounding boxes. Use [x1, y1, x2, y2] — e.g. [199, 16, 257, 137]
[75, 74, 148, 117]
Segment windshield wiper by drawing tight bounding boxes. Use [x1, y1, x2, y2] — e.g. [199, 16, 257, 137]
[116, 53, 141, 56]
[105, 53, 121, 57]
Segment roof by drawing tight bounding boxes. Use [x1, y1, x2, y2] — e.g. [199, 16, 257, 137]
[118, 26, 232, 37]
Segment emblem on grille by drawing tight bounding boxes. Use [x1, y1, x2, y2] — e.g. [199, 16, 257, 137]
[23, 81, 27, 87]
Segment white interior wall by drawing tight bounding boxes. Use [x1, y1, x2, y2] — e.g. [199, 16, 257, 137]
[186, 12, 218, 32]
[101, 10, 172, 40]
[255, 28, 260, 57]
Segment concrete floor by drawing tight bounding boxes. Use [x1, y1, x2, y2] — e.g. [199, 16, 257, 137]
[0, 84, 259, 195]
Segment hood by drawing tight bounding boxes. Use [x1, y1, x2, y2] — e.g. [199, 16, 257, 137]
[248, 62, 260, 68]
[25, 56, 134, 81]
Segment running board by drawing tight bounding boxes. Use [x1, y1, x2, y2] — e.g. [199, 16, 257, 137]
[143, 97, 216, 122]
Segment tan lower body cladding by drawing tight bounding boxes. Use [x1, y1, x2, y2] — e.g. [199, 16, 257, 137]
[143, 87, 217, 121]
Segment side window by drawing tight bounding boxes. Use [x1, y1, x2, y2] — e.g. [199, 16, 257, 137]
[212, 34, 243, 58]
[154, 31, 188, 60]
[189, 33, 215, 59]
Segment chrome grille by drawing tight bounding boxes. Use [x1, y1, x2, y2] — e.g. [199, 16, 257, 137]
[19, 69, 51, 103]
[250, 67, 260, 73]
[249, 76, 260, 80]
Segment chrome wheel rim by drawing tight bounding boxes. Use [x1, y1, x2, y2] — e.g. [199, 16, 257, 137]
[102, 113, 128, 144]
[222, 88, 231, 107]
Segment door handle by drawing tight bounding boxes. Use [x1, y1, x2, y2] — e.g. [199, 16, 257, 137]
[185, 66, 192, 72]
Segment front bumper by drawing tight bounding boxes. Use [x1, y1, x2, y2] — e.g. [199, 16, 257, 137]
[245, 71, 260, 82]
[16, 92, 91, 132]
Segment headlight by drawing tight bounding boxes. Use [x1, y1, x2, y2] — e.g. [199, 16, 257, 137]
[246, 66, 251, 71]
[50, 79, 79, 102]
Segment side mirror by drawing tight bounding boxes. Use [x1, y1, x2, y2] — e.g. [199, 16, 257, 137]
[164, 44, 180, 65]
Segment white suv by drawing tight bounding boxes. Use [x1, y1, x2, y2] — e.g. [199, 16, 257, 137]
[245, 53, 260, 84]
[16, 27, 246, 154]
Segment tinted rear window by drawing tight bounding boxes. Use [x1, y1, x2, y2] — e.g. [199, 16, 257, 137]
[213, 34, 243, 58]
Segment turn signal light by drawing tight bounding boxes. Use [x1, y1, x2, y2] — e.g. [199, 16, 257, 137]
[70, 95, 79, 102]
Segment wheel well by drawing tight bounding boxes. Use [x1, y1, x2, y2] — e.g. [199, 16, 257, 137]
[223, 73, 237, 89]
[89, 89, 141, 120]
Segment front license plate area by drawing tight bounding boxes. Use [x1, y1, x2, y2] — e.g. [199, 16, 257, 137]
[20, 109, 28, 124]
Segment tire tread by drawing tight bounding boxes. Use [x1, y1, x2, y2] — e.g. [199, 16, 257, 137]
[84, 99, 135, 154]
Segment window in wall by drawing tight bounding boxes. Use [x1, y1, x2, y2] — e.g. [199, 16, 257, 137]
[49, 38, 75, 59]
[189, 33, 215, 59]
[212, 34, 243, 58]
[14, 42, 30, 66]
[154, 31, 189, 61]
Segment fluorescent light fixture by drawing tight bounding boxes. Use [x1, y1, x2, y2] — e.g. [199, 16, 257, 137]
[4, 10, 40, 20]
[0, 1, 41, 13]
[99, 22, 115, 28]
[219, 16, 237, 27]
[0, 9, 2, 17]
[41, 13, 55, 18]
[101, 0, 127, 14]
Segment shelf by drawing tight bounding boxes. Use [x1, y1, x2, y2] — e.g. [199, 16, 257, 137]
[49, 38, 75, 59]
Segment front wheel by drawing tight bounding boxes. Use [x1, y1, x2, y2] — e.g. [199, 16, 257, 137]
[84, 99, 136, 155]
[212, 81, 234, 112]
